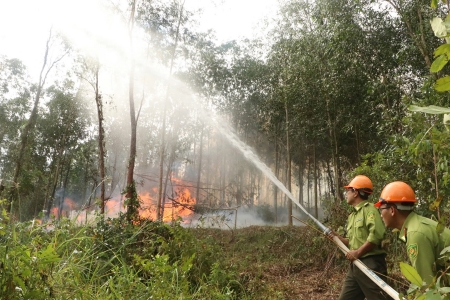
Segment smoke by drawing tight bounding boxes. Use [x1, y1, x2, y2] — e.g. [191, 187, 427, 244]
[2, 0, 328, 225]
[184, 205, 313, 229]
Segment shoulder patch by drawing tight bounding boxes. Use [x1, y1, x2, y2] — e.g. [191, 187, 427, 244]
[367, 211, 375, 221]
[407, 243, 418, 260]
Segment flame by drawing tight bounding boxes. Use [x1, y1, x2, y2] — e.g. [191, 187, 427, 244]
[46, 177, 196, 224]
[137, 178, 196, 222]
[49, 197, 79, 218]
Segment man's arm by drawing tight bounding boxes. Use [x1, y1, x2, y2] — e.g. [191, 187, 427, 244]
[335, 234, 349, 247]
[327, 229, 349, 247]
[346, 241, 376, 261]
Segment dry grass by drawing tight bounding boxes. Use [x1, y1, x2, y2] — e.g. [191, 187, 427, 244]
[191, 225, 348, 299]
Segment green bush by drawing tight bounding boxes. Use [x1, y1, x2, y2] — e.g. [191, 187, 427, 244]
[0, 205, 243, 299]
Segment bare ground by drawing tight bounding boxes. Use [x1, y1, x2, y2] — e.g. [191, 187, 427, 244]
[191, 226, 350, 299]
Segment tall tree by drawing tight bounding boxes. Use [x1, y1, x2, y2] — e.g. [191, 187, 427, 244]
[156, 0, 185, 221]
[79, 57, 107, 215]
[8, 28, 68, 214]
[125, 0, 140, 223]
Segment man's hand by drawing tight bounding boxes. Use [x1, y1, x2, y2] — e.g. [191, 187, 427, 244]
[326, 227, 337, 238]
[326, 228, 349, 247]
[345, 249, 360, 261]
[346, 241, 376, 262]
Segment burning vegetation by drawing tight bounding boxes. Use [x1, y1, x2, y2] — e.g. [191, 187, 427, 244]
[49, 176, 197, 224]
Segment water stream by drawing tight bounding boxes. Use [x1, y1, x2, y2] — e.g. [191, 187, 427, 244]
[43, 1, 328, 231]
[201, 109, 327, 232]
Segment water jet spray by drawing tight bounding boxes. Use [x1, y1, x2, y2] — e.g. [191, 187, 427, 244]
[40, 3, 401, 296]
[206, 112, 401, 300]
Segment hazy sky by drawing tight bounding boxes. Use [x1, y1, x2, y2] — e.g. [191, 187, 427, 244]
[0, 0, 279, 78]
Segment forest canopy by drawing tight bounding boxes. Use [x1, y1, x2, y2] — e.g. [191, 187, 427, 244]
[0, 0, 449, 227]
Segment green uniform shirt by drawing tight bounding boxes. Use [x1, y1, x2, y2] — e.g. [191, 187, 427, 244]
[399, 212, 450, 284]
[346, 201, 386, 257]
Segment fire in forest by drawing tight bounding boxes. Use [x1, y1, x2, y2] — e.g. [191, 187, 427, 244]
[57, 177, 196, 223]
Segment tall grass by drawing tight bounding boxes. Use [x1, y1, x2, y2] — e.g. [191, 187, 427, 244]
[0, 203, 244, 300]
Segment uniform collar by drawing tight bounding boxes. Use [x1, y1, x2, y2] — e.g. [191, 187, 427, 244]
[352, 200, 369, 212]
[399, 211, 416, 242]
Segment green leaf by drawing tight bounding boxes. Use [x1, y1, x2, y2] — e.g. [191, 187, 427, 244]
[437, 222, 445, 234]
[429, 196, 443, 211]
[434, 44, 450, 58]
[426, 289, 442, 300]
[22, 267, 31, 278]
[440, 245, 450, 255]
[435, 77, 450, 92]
[431, 54, 449, 72]
[38, 244, 61, 265]
[13, 275, 26, 291]
[431, 0, 438, 8]
[431, 17, 448, 38]
[439, 286, 450, 293]
[408, 105, 450, 114]
[399, 262, 423, 287]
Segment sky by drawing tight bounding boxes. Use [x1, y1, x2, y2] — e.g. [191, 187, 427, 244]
[0, 0, 279, 79]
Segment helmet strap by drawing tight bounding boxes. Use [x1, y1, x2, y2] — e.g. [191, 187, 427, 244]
[395, 204, 414, 211]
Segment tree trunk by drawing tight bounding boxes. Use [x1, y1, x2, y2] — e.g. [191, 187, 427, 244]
[161, 164, 171, 221]
[94, 62, 107, 215]
[285, 104, 292, 225]
[125, 0, 138, 223]
[46, 131, 68, 220]
[9, 28, 66, 213]
[325, 159, 335, 198]
[298, 162, 304, 206]
[196, 125, 204, 203]
[307, 157, 311, 210]
[273, 135, 279, 224]
[58, 158, 72, 220]
[384, 1, 433, 70]
[205, 130, 211, 206]
[326, 97, 342, 201]
[313, 145, 318, 219]
[161, 142, 177, 220]
[157, 1, 184, 221]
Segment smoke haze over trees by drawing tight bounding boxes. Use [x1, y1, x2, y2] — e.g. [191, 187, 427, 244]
[0, 0, 449, 226]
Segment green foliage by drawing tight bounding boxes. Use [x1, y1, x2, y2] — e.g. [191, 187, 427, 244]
[400, 262, 423, 287]
[0, 219, 60, 299]
[409, 105, 450, 114]
[322, 194, 351, 231]
[0, 205, 242, 299]
[123, 182, 140, 224]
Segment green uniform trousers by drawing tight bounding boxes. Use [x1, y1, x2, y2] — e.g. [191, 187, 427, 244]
[339, 254, 390, 300]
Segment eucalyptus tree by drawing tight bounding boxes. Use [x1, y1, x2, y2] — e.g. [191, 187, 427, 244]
[178, 36, 232, 207]
[0, 57, 31, 185]
[38, 84, 91, 220]
[253, 0, 410, 212]
[384, 0, 439, 71]
[137, 0, 198, 220]
[77, 57, 108, 215]
[124, 0, 140, 223]
[7, 29, 69, 214]
[352, 0, 450, 215]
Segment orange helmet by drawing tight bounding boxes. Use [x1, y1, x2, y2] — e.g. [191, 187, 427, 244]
[374, 181, 416, 209]
[344, 175, 373, 194]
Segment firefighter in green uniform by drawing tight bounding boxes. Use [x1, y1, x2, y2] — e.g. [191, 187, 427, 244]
[375, 181, 450, 285]
[330, 175, 389, 300]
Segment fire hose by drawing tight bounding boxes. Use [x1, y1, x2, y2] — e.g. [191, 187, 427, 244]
[291, 204, 400, 300]
[210, 116, 401, 299]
